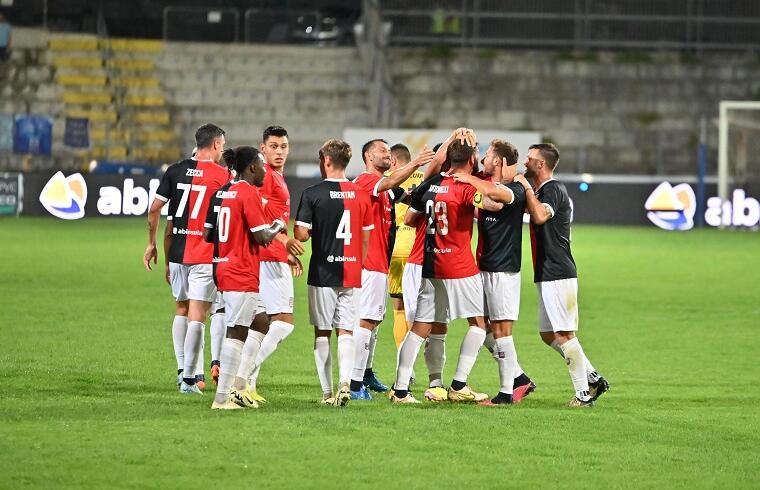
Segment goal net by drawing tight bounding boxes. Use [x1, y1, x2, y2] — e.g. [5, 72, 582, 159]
[718, 101, 760, 201]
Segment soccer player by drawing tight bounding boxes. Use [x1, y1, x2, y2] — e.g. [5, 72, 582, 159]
[245, 125, 305, 402]
[143, 123, 231, 395]
[293, 139, 373, 407]
[393, 139, 492, 404]
[453, 139, 537, 404]
[349, 139, 435, 400]
[388, 144, 424, 354]
[514, 143, 609, 407]
[202, 146, 287, 410]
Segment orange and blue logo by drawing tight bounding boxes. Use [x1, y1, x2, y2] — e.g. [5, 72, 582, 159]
[39, 171, 87, 220]
[644, 182, 695, 231]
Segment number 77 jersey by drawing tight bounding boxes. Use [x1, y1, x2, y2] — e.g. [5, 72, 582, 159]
[155, 158, 231, 265]
[408, 172, 480, 280]
[295, 178, 374, 288]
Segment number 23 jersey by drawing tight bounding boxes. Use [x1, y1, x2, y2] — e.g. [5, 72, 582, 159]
[409, 173, 479, 280]
[295, 178, 373, 288]
[155, 158, 231, 265]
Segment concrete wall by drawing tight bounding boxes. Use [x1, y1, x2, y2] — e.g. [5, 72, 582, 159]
[388, 48, 760, 175]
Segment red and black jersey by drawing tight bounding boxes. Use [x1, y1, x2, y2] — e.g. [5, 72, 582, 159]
[477, 181, 526, 273]
[352, 172, 402, 274]
[295, 178, 373, 288]
[259, 163, 290, 264]
[409, 172, 479, 279]
[155, 158, 231, 265]
[204, 180, 269, 292]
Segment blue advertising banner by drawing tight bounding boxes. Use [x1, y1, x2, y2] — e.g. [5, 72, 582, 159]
[13, 114, 53, 155]
[0, 113, 13, 150]
[63, 117, 90, 149]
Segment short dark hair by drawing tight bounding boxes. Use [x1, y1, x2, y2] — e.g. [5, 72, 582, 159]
[223, 146, 261, 175]
[390, 144, 411, 164]
[320, 139, 352, 169]
[529, 143, 560, 170]
[361, 139, 387, 163]
[446, 140, 475, 168]
[491, 139, 519, 166]
[263, 125, 288, 142]
[195, 123, 225, 149]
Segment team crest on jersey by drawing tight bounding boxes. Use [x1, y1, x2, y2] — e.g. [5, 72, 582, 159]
[39, 171, 87, 220]
[644, 182, 695, 231]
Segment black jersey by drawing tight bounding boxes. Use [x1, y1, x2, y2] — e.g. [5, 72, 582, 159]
[155, 158, 231, 265]
[295, 179, 373, 288]
[477, 182, 526, 273]
[529, 179, 577, 282]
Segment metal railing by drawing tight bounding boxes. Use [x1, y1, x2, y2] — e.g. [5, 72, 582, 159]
[381, 0, 760, 52]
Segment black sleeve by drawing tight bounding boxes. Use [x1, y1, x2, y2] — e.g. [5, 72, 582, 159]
[295, 187, 315, 228]
[156, 164, 176, 202]
[389, 186, 406, 204]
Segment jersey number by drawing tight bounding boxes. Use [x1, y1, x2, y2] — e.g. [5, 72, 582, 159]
[425, 200, 449, 235]
[336, 210, 352, 245]
[175, 183, 207, 219]
[217, 207, 231, 243]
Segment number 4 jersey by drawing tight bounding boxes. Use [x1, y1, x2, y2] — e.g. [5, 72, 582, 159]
[409, 172, 479, 280]
[295, 178, 373, 288]
[155, 158, 231, 265]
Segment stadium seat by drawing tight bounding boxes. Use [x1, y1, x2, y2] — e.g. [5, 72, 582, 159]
[55, 74, 107, 86]
[51, 57, 103, 69]
[66, 109, 118, 123]
[107, 59, 156, 71]
[104, 39, 163, 53]
[131, 111, 171, 125]
[62, 91, 113, 105]
[111, 76, 160, 88]
[48, 37, 99, 51]
[125, 94, 166, 107]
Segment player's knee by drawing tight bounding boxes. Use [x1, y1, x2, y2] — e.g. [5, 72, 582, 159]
[226, 325, 247, 341]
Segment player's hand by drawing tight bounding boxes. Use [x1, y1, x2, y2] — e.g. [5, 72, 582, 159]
[286, 238, 305, 256]
[143, 244, 157, 271]
[513, 174, 532, 191]
[453, 173, 475, 184]
[164, 264, 171, 285]
[455, 128, 476, 147]
[288, 254, 303, 277]
[410, 146, 435, 167]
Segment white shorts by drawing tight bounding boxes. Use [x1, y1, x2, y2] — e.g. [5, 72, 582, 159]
[402, 263, 422, 324]
[260, 261, 294, 314]
[211, 291, 224, 314]
[482, 271, 521, 321]
[358, 269, 388, 321]
[223, 291, 265, 328]
[414, 274, 484, 323]
[169, 262, 216, 302]
[308, 286, 356, 331]
[537, 278, 579, 333]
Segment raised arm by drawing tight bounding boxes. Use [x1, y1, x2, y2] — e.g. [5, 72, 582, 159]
[377, 146, 435, 193]
[423, 128, 476, 180]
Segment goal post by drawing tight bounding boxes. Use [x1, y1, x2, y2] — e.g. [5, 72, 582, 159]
[718, 100, 760, 202]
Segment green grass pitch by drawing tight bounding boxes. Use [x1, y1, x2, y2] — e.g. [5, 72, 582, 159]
[1, 218, 758, 488]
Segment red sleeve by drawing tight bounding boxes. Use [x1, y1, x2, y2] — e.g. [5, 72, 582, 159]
[461, 182, 477, 207]
[244, 187, 269, 232]
[261, 172, 288, 222]
[354, 173, 382, 197]
[361, 193, 374, 230]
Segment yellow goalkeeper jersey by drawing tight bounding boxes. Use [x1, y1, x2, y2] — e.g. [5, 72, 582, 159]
[390, 169, 424, 258]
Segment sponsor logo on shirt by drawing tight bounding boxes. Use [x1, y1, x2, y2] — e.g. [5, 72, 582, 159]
[39, 171, 87, 220]
[329, 191, 355, 199]
[485, 216, 498, 222]
[186, 169, 204, 177]
[326, 255, 357, 263]
[212, 257, 229, 263]
[432, 247, 452, 254]
[173, 227, 204, 236]
[429, 185, 449, 194]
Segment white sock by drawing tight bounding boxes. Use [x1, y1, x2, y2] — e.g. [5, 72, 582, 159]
[214, 337, 243, 404]
[366, 326, 378, 370]
[236, 330, 265, 384]
[494, 336, 516, 395]
[453, 326, 486, 383]
[351, 326, 373, 383]
[424, 334, 446, 388]
[182, 321, 204, 381]
[194, 325, 205, 376]
[483, 331, 495, 354]
[337, 334, 354, 386]
[584, 357, 600, 383]
[395, 331, 425, 391]
[249, 321, 295, 388]
[314, 337, 333, 396]
[210, 312, 224, 362]
[559, 337, 591, 400]
[171, 315, 187, 371]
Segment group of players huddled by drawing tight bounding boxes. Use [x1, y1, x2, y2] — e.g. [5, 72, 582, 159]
[142, 123, 609, 410]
